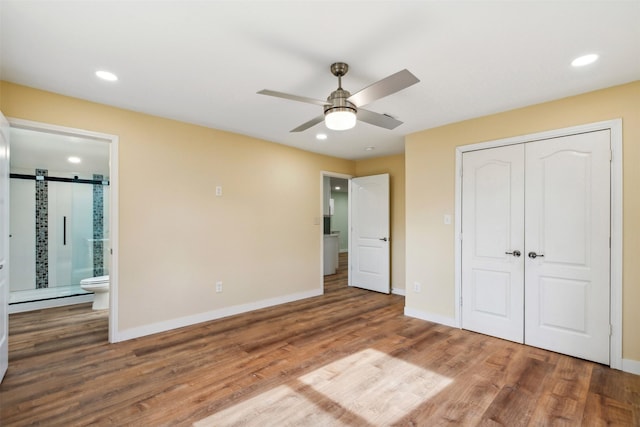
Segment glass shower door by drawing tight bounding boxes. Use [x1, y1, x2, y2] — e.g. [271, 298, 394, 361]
[9, 176, 109, 304]
[49, 180, 95, 289]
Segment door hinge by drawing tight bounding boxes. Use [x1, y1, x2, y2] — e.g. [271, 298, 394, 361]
[609, 236, 611, 249]
[610, 324, 613, 337]
[610, 150, 613, 162]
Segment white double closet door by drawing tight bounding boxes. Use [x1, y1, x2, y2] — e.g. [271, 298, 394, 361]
[461, 130, 611, 364]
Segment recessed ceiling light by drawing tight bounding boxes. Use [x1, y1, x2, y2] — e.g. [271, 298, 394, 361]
[335, 186, 341, 190]
[96, 70, 118, 81]
[571, 54, 599, 67]
[316, 133, 327, 140]
[67, 156, 81, 164]
[365, 146, 375, 151]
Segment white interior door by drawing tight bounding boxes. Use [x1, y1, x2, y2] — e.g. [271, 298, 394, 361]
[461, 145, 525, 342]
[0, 112, 10, 382]
[461, 131, 611, 364]
[349, 174, 390, 294]
[524, 130, 611, 365]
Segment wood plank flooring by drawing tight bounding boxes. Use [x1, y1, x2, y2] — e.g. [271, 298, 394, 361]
[2, 254, 639, 426]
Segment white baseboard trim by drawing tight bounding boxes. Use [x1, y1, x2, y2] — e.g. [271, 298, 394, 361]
[113, 288, 323, 342]
[404, 306, 457, 328]
[622, 358, 640, 375]
[392, 287, 406, 296]
[9, 294, 94, 314]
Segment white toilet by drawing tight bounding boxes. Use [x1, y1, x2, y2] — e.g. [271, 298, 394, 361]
[80, 275, 110, 310]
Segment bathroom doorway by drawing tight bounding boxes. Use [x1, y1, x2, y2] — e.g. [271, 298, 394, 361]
[7, 120, 117, 334]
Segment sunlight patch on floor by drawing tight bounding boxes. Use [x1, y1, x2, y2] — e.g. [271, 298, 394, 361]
[194, 384, 345, 427]
[194, 348, 452, 426]
[299, 348, 452, 424]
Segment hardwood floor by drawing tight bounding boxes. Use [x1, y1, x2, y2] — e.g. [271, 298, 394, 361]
[2, 253, 639, 426]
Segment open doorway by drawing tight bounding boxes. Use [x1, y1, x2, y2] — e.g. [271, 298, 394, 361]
[321, 172, 351, 293]
[321, 171, 392, 295]
[7, 118, 118, 343]
[8, 127, 110, 310]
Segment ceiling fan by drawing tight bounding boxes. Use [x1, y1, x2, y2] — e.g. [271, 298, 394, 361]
[258, 62, 420, 132]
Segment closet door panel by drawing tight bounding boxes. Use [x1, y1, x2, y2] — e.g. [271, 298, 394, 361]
[524, 130, 611, 365]
[461, 144, 525, 343]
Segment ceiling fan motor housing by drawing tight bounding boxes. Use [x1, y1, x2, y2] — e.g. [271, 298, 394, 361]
[324, 88, 357, 116]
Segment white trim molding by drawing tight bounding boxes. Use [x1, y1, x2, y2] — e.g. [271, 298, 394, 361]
[622, 359, 640, 376]
[454, 119, 623, 371]
[392, 287, 406, 297]
[404, 307, 457, 328]
[113, 288, 323, 342]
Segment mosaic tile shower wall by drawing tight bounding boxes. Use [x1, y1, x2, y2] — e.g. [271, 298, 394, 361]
[93, 174, 105, 277]
[35, 169, 48, 288]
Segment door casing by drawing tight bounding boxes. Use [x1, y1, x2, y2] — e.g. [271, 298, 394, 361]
[454, 119, 623, 369]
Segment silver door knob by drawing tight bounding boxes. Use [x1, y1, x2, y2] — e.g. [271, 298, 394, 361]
[528, 252, 544, 259]
[505, 250, 521, 257]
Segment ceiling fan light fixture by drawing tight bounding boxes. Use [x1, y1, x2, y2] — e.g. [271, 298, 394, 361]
[325, 108, 357, 131]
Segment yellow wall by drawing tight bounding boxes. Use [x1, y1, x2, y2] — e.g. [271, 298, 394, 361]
[355, 154, 405, 292]
[1, 81, 355, 333]
[405, 81, 640, 362]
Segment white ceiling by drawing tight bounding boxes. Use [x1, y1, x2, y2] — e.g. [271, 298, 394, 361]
[10, 127, 110, 177]
[1, 1, 639, 161]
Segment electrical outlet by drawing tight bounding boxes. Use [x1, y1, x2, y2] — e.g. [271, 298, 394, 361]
[413, 282, 421, 293]
[215, 186, 223, 197]
[215, 281, 223, 293]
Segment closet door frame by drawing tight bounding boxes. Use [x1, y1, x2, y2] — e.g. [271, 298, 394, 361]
[454, 119, 622, 370]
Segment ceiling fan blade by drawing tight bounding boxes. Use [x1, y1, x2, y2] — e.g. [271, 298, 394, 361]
[257, 89, 330, 107]
[347, 69, 420, 107]
[357, 109, 403, 130]
[290, 115, 325, 132]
